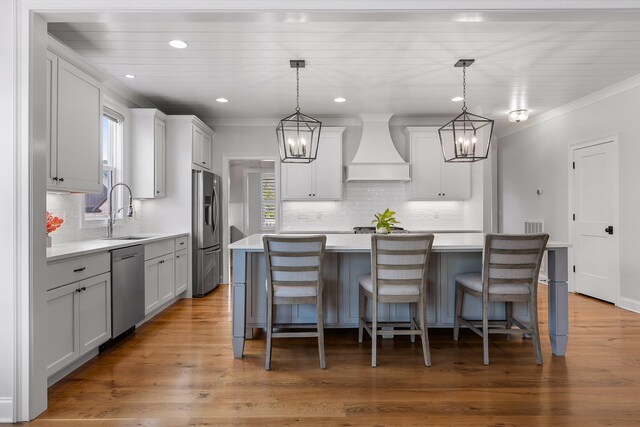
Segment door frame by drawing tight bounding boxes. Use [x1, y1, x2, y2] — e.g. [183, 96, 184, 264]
[568, 134, 620, 304]
[221, 155, 280, 287]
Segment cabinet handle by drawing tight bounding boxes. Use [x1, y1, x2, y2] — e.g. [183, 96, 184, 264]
[81, 286, 86, 292]
[73, 267, 86, 273]
[59, 177, 64, 182]
[75, 288, 81, 293]
[159, 260, 164, 264]
[202, 161, 206, 164]
[179, 242, 184, 245]
[52, 177, 58, 181]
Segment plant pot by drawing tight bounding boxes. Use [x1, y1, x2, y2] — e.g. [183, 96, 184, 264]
[46, 234, 52, 248]
[376, 227, 388, 234]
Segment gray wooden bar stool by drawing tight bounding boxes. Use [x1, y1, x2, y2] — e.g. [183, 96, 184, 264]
[358, 234, 435, 367]
[263, 235, 327, 370]
[453, 233, 549, 365]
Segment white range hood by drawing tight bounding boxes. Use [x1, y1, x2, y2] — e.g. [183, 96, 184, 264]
[345, 113, 410, 182]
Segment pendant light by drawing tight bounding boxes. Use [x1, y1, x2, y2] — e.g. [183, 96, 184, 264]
[276, 60, 322, 163]
[438, 59, 494, 163]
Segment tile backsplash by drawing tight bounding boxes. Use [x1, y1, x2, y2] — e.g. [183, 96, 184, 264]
[281, 182, 467, 232]
[46, 193, 143, 244]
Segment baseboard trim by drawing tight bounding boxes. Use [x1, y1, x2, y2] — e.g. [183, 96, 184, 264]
[0, 397, 13, 423]
[619, 297, 640, 314]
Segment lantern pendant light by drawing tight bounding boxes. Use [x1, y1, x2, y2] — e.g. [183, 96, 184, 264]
[276, 60, 322, 163]
[438, 59, 494, 163]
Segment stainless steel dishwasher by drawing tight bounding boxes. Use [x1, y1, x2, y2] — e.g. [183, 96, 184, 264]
[111, 245, 145, 338]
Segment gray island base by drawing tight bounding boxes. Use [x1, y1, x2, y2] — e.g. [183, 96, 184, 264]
[229, 233, 570, 359]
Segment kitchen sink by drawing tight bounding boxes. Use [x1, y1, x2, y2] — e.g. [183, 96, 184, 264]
[104, 235, 153, 241]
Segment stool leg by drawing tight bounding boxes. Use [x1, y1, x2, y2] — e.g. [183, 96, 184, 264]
[419, 297, 431, 367]
[482, 300, 490, 366]
[453, 284, 463, 341]
[505, 301, 513, 342]
[317, 294, 326, 369]
[265, 300, 273, 371]
[372, 300, 378, 367]
[530, 296, 543, 365]
[358, 287, 365, 343]
[410, 302, 416, 343]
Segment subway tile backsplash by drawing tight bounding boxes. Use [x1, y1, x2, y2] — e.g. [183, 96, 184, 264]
[281, 182, 466, 232]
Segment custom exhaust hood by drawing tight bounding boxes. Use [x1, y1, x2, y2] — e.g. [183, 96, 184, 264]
[345, 114, 410, 182]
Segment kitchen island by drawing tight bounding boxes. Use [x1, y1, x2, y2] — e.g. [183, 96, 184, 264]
[229, 233, 570, 359]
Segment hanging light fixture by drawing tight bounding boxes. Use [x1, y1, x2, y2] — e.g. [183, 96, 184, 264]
[276, 60, 322, 163]
[438, 59, 494, 163]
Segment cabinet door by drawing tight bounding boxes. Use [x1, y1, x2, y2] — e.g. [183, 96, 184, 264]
[46, 283, 79, 376]
[201, 132, 212, 170]
[192, 126, 204, 167]
[409, 133, 442, 200]
[55, 58, 102, 193]
[46, 51, 58, 189]
[174, 249, 188, 295]
[154, 117, 166, 197]
[280, 163, 313, 199]
[441, 162, 470, 200]
[145, 259, 160, 315]
[78, 273, 111, 355]
[158, 255, 175, 305]
[313, 133, 343, 200]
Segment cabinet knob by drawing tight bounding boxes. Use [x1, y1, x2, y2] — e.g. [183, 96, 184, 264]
[202, 161, 206, 164]
[59, 177, 64, 182]
[308, 193, 312, 196]
[52, 177, 58, 181]
[81, 286, 86, 292]
[156, 190, 160, 194]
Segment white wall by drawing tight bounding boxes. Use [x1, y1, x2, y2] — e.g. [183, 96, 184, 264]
[498, 82, 640, 308]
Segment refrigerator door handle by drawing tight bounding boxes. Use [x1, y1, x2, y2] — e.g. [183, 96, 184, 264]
[212, 187, 218, 235]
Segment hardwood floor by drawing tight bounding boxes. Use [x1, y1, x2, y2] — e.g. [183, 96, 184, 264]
[28, 285, 640, 426]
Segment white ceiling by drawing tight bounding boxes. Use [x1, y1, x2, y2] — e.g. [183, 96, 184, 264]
[48, 9, 640, 133]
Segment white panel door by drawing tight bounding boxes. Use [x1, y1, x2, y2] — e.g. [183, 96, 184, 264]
[154, 117, 166, 197]
[158, 255, 175, 305]
[78, 273, 111, 355]
[280, 163, 313, 199]
[313, 133, 343, 200]
[145, 259, 160, 314]
[55, 58, 102, 193]
[46, 283, 79, 376]
[573, 141, 617, 303]
[409, 134, 442, 200]
[442, 162, 471, 200]
[174, 249, 188, 295]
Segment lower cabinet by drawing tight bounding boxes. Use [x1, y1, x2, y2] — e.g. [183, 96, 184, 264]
[144, 253, 175, 315]
[174, 249, 188, 295]
[46, 272, 111, 376]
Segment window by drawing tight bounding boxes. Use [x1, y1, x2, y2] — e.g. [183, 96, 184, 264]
[261, 173, 276, 229]
[84, 108, 123, 223]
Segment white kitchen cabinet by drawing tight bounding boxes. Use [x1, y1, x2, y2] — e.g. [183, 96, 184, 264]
[174, 249, 188, 295]
[46, 272, 111, 377]
[144, 253, 175, 315]
[46, 51, 103, 193]
[405, 127, 470, 201]
[281, 127, 344, 200]
[131, 109, 167, 198]
[192, 125, 213, 170]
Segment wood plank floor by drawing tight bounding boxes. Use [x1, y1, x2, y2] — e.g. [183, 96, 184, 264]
[27, 285, 640, 426]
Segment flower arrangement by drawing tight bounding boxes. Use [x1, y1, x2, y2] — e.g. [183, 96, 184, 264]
[372, 208, 399, 233]
[46, 211, 64, 234]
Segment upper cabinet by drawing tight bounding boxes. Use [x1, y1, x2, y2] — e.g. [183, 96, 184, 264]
[192, 125, 213, 170]
[46, 50, 103, 193]
[130, 109, 167, 199]
[281, 127, 345, 201]
[405, 127, 471, 201]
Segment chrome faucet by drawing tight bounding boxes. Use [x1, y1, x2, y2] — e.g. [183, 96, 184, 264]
[108, 183, 134, 238]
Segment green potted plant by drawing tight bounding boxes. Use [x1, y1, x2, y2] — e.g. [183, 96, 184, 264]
[372, 208, 399, 234]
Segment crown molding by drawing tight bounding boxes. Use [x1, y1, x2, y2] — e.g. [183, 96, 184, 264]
[497, 72, 640, 139]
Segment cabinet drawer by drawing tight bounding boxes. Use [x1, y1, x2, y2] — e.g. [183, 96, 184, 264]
[175, 236, 188, 251]
[145, 239, 175, 261]
[47, 253, 110, 291]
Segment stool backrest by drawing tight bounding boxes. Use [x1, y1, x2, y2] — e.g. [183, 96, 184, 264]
[482, 233, 549, 296]
[263, 235, 327, 294]
[371, 234, 434, 295]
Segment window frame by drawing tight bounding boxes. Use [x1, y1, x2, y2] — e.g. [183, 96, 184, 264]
[260, 172, 276, 230]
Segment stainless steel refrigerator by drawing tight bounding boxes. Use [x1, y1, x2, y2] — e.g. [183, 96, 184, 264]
[192, 170, 221, 297]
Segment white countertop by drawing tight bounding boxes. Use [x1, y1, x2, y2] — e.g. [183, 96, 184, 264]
[46, 232, 189, 263]
[229, 233, 570, 252]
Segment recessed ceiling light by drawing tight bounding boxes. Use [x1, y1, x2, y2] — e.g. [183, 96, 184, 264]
[169, 40, 188, 49]
[125, 74, 135, 79]
[334, 97, 346, 103]
[216, 98, 229, 103]
[451, 96, 464, 102]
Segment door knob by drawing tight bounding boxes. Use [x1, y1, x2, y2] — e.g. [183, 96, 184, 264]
[605, 226, 614, 235]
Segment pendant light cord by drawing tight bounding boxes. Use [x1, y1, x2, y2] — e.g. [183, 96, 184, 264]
[295, 65, 300, 112]
[462, 65, 467, 112]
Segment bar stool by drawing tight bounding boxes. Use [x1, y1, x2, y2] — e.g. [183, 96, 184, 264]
[453, 233, 549, 365]
[263, 235, 327, 370]
[358, 234, 435, 367]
